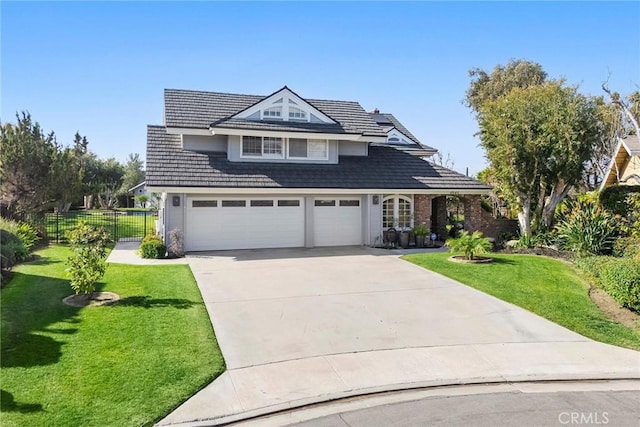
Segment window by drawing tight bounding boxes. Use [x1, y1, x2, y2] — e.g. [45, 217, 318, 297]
[242, 136, 283, 158]
[289, 107, 306, 120]
[339, 200, 359, 207]
[315, 200, 336, 207]
[221, 200, 246, 207]
[289, 138, 307, 158]
[288, 138, 328, 159]
[263, 137, 283, 156]
[278, 200, 300, 207]
[250, 200, 273, 207]
[192, 200, 217, 207]
[382, 195, 412, 229]
[242, 136, 262, 156]
[388, 137, 400, 142]
[263, 107, 281, 119]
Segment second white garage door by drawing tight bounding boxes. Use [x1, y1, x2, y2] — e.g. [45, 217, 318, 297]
[313, 197, 362, 246]
[185, 197, 305, 251]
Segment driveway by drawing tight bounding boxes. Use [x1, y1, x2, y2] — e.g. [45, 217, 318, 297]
[160, 246, 640, 425]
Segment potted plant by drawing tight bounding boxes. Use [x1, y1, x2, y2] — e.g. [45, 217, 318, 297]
[413, 223, 429, 248]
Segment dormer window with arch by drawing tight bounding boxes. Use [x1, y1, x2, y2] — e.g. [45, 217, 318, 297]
[232, 87, 336, 125]
[263, 107, 282, 119]
[289, 107, 307, 121]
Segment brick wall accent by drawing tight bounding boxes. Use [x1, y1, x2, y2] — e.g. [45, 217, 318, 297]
[461, 195, 519, 239]
[433, 196, 448, 238]
[413, 194, 433, 231]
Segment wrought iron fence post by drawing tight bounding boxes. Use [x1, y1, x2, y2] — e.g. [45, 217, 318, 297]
[143, 211, 147, 238]
[56, 211, 60, 243]
[113, 210, 117, 243]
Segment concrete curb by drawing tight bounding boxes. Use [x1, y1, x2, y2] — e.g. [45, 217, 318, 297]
[159, 374, 640, 426]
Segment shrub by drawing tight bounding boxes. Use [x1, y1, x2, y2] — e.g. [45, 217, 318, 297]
[600, 258, 640, 312]
[613, 237, 640, 258]
[0, 217, 19, 235]
[554, 198, 618, 256]
[599, 185, 640, 217]
[65, 222, 111, 295]
[574, 256, 613, 280]
[446, 230, 492, 260]
[167, 229, 184, 258]
[16, 222, 40, 251]
[139, 235, 166, 259]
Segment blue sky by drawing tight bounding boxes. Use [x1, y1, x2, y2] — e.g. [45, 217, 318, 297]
[2, 1, 639, 176]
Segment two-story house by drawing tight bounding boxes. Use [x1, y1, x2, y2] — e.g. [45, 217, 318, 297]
[146, 86, 491, 251]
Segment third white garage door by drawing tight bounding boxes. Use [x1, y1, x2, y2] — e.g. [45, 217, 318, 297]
[313, 197, 362, 246]
[185, 197, 305, 251]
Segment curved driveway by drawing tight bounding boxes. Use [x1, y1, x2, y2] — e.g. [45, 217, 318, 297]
[160, 247, 640, 426]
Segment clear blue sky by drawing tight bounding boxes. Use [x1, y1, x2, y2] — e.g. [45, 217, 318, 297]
[2, 1, 639, 176]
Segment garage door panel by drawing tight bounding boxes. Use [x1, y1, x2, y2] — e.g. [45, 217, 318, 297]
[314, 197, 362, 247]
[186, 198, 304, 251]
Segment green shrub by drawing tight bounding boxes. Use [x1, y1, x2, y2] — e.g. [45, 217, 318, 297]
[613, 237, 640, 258]
[66, 222, 111, 295]
[446, 230, 492, 260]
[599, 185, 640, 216]
[16, 222, 40, 251]
[600, 258, 640, 312]
[554, 198, 618, 256]
[0, 217, 19, 235]
[139, 235, 166, 259]
[574, 256, 614, 280]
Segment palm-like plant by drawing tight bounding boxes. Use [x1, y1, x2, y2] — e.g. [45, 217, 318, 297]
[446, 230, 492, 260]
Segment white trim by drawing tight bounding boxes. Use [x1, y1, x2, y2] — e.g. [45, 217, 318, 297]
[382, 194, 414, 230]
[166, 127, 213, 136]
[232, 87, 336, 124]
[599, 139, 624, 191]
[147, 186, 491, 195]
[210, 126, 386, 142]
[387, 128, 415, 145]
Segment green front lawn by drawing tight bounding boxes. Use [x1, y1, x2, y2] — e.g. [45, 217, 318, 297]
[1, 246, 224, 426]
[403, 252, 640, 351]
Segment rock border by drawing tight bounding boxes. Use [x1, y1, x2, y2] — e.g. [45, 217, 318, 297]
[448, 255, 494, 264]
[62, 291, 120, 307]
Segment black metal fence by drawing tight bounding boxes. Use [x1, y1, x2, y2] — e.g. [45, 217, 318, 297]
[27, 210, 157, 243]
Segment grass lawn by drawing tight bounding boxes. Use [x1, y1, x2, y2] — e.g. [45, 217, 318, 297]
[403, 252, 640, 351]
[42, 210, 157, 241]
[1, 245, 224, 426]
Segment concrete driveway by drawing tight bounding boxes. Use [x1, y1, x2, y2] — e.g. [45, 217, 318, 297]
[160, 246, 640, 426]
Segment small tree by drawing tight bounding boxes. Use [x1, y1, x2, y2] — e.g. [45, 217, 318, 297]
[65, 222, 110, 296]
[135, 194, 149, 208]
[446, 230, 492, 260]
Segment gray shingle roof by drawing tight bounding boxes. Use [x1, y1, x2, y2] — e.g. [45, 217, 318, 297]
[146, 125, 490, 191]
[622, 135, 640, 155]
[369, 112, 437, 153]
[164, 89, 386, 137]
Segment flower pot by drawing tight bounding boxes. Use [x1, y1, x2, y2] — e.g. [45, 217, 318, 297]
[399, 231, 410, 248]
[415, 235, 426, 248]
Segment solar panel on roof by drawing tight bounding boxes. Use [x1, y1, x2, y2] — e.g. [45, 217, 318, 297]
[370, 113, 393, 125]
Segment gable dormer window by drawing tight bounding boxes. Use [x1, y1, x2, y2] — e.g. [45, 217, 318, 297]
[263, 107, 282, 119]
[289, 107, 307, 121]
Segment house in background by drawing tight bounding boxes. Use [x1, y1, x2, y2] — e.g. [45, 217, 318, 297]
[128, 181, 155, 208]
[601, 135, 640, 189]
[146, 86, 495, 252]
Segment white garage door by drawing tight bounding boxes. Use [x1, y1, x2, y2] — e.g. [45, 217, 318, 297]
[185, 197, 305, 251]
[313, 197, 362, 246]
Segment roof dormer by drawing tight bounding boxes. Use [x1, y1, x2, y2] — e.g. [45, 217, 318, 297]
[232, 86, 337, 124]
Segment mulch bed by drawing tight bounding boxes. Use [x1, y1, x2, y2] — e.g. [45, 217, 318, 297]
[62, 292, 120, 307]
[589, 287, 640, 331]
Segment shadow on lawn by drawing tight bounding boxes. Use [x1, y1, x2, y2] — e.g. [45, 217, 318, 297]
[1, 271, 85, 369]
[489, 257, 517, 265]
[112, 296, 200, 309]
[0, 390, 43, 413]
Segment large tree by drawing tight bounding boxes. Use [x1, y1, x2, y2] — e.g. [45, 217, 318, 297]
[0, 112, 58, 216]
[119, 153, 145, 196]
[478, 82, 601, 235]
